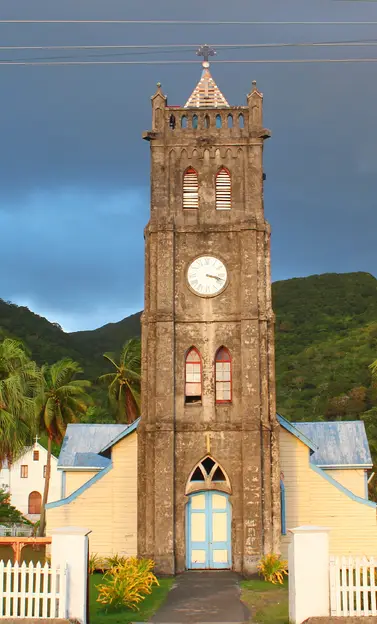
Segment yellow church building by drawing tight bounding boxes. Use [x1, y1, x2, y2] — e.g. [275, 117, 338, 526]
[46, 52, 377, 574]
[46, 417, 377, 567]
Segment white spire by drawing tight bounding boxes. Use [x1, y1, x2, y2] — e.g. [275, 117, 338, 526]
[184, 44, 229, 109]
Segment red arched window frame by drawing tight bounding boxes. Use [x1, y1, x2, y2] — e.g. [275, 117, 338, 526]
[183, 167, 199, 210]
[28, 491, 42, 515]
[215, 346, 232, 403]
[215, 167, 231, 210]
[185, 347, 202, 404]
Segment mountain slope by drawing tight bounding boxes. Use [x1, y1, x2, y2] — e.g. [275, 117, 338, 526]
[273, 272, 377, 420]
[1, 272, 377, 423]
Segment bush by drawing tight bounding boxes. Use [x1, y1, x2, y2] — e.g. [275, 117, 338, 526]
[89, 553, 104, 575]
[96, 557, 159, 611]
[104, 554, 128, 568]
[257, 553, 288, 585]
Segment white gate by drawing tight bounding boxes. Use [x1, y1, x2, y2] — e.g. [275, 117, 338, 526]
[330, 555, 377, 616]
[0, 560, 67, 619]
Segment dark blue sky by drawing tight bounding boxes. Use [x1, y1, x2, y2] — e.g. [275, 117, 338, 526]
[1, 0, 377, 331]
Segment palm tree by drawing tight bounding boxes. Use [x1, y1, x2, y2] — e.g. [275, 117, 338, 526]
[370, 359, 377, 382]
[36, 358, 91, 536]
[99, 338, 141, 424]
[0, 338, 39, 465]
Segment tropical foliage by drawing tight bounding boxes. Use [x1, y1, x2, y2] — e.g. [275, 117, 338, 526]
[257, 553, 288, 585]
[0, 488, 29, 525]
[96, 557, 159, 611]
[89, 553, 105, 575]
[0, 339, 39, 465]
[99, 339, 141, 424]
[35, 359, 91, 536]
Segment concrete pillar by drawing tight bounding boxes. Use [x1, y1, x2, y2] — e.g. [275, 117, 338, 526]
[288, 526, 330, 624]
[51, 526, 91, 624]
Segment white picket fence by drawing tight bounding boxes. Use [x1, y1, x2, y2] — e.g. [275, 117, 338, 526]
[0, 560, 67, 619]
[330, 555, 377, 616]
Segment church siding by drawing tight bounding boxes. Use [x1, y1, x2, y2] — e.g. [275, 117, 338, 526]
[324, 469, 366, 499]
[47, 432, 137, 559]
[64, 471, 98, 498]
[280, 428, 377, 558]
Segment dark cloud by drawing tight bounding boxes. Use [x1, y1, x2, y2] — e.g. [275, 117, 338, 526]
[1, 0, 377, 329]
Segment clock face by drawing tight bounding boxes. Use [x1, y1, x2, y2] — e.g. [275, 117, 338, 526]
[187, 256, 228, 297]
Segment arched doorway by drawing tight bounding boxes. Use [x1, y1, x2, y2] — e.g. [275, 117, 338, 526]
[185, 457, 231, 569]
[28, 491, 42, 515]
[186, 491, 231, 569]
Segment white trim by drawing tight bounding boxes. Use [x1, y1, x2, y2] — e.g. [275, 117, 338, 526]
[318, 464, 372, 469]
[58, 466, 104, 472]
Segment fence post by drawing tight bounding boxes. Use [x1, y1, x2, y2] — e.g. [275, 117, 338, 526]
[288, 525, 331, 624]
[51, 526, 91, 624]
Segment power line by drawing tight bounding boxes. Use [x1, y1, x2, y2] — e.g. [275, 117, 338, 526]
[5, 41, 377, 51]
[2, 58, 377, 66]
[1, 20, 377, 25]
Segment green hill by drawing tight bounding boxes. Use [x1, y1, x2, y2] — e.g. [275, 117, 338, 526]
[1, 271, 377, 424]
[273, 272, 377, 421]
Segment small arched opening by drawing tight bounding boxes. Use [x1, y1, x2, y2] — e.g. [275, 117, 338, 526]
[28, 491, 42, 515]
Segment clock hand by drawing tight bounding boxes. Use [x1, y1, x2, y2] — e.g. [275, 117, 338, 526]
[206, 274, 223, 281]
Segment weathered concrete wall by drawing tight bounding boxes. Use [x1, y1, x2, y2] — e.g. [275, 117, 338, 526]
[138, 81, 280, 574]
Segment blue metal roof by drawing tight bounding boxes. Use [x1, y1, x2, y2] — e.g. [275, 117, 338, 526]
[293, 421, 373, 468]
[58, 424, 128, 468]
[277, 414, 318, 452]
[73, 453, 110, 469]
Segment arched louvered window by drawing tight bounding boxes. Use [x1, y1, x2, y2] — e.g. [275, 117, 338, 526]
[215, 347, 232, 403]
[215, 167, 231, 210]
[183, 167, 199, 210]
[28, 491, 42, 515]
[185, 347, 202, 404]
[192, 114, 198, 129]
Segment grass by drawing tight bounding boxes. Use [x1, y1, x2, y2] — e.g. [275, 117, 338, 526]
[89, 573, 174, 623]
[241, 577, 289, 624]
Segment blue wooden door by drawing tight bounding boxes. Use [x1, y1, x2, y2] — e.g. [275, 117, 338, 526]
[186, 491, 231, 569]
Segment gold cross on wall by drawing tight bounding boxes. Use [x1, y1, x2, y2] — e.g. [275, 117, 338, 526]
[204, 432, 212, 453]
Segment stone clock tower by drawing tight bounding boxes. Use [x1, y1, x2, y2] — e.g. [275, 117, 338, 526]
[138, 49, 281, 575]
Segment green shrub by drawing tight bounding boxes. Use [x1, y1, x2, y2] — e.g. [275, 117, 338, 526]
[257, 553, 288, 585]
[96, 556, 159, 611]
[89, 553, 104, 575]
[104, 554, 127, 568]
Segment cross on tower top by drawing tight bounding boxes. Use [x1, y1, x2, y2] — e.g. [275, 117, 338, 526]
[34, 434, 40, 446]
[196, 44, 216, 68]
[185, 43, 229, 108]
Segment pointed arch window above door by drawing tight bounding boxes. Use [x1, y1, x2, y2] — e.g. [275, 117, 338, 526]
[189, 457, 228, 485]
[215, 347, 232, 403]
[215, 167, 231, 210]
[183, 167, 199, 210]
[185, 347, 202, 404]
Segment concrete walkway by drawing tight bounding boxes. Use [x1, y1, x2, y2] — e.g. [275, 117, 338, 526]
[150, 571, 250, 623]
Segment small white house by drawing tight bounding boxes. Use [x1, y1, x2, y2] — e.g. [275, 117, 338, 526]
[0, 439, 62, 521]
